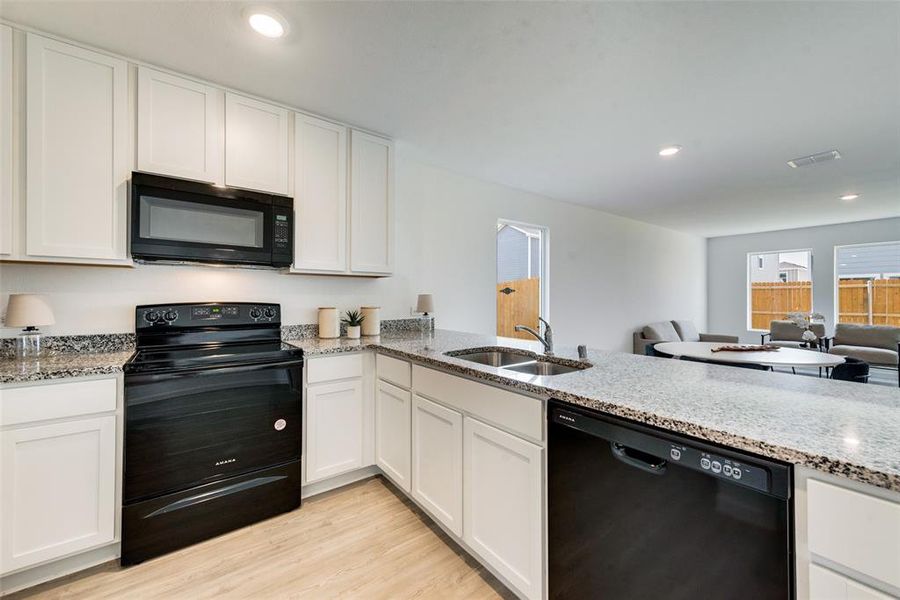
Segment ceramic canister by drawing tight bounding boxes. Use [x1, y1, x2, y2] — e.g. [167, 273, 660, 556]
[318, 307, 340, 339]
[360, 306, 381, 336]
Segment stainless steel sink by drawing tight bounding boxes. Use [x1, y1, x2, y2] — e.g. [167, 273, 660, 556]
[502, 361, 586, 376]
[446, 349, 536, 367]
[447, 347, 590, 376]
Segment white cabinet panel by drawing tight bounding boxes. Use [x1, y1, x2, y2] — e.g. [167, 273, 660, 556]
[292, 114, 347, 272]
[0, 24, 12, 256]
[307, 354, 363, 384]
[349, 129, 393, 275]
[464, 417, 543, 600]
[305, 379, 364, 484]
[137, 67, 222, 183]
[807, 479, 900, 590]
[1, 416, 116, 574]
[412, 395, 462, 536]
[225, 92, 289, 195]
[809, 564, 892, 600]
[25, 34, 128, 261]
[376, 354, 411, 389]
[375, 381, 411, 492]
[2, 377, 117, 427]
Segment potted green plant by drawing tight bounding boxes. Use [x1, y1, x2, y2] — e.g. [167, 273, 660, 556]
[341, 310, 365, 339]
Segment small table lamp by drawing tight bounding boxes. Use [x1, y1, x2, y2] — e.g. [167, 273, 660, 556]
[5, 294, 55, 359]
[416, 293, 434, 317]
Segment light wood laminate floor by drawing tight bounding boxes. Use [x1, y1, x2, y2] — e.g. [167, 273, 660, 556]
[11, 477, 515, 599]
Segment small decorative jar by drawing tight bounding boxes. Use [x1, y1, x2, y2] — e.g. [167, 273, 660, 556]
[360, 306, 381, 336]
[317, 307, 339, 339]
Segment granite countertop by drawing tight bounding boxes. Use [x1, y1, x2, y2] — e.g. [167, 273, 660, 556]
[289, 329, 900, 493]
[0, 350, 134, 384]
[2, 329, 898, 493]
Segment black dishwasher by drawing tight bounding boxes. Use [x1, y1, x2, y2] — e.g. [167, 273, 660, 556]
[548, 400, 794, 599]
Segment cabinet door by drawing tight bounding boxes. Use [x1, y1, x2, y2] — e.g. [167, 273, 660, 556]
[464, 417, 543, 600]
[1, 416, 116, 574]
[137, 67, 222, 183]
[412, 395, 463, 536]
[25, 34, 128, 261]
[809, 564, 892, 600]
[349, 129, 393, 275]
[292, 114, 347, 272]
[375, 381, 411, 492]
[0, 24, 12, 256]
[305, 379, 364, 484]
[225, 92, 289, 195]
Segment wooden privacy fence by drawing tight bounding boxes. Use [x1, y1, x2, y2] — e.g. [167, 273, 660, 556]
[838, 278, 900, 326]
[497, 277, 540, 339]
[751, 279, 900, 329]
[750, 281, 812, 330]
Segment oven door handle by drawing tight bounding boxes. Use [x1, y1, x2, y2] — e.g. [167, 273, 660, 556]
[125, 359, 303, 382]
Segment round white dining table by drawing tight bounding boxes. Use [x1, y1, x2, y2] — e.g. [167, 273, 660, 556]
[654, 341, 846, 369]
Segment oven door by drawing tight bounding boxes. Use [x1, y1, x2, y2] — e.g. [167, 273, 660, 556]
[131, 183, 275, 265]
[124, 360, 301, 503]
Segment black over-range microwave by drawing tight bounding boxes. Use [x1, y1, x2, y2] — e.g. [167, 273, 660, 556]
[130, 172, 293, 268]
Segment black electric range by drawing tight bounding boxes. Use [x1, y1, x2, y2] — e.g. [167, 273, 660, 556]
[122, 302, 303, 565]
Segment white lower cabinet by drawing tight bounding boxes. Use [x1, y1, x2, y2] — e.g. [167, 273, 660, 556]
[809, 564, 891, 600]
[1, 415, 116, 574]
[305, 378, 364, 484]
[375, 381, 411, 492]
[464, 416, 544, 600]
[412, 395, 463, 536]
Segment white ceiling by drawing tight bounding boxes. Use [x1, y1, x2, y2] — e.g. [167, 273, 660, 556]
[2, 1, 898, 237]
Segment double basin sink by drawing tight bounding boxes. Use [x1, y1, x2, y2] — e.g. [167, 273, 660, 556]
[445, 348, 591, 376]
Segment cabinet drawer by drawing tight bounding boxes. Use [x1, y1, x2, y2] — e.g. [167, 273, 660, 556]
[2, 377, 118, 427]
[307, 354, 363, 384]
[376, 354, 410, 389]
[808, 479, 900, 589]
[412, 366, 542, 441]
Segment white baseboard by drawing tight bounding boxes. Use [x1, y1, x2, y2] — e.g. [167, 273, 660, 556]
[0, 543, 119, 596]
[301, 465, 381, 499]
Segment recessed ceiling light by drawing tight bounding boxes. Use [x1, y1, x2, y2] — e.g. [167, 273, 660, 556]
[658, 145, 682, 157]
[840, 193, 860, 201]
[246, 8, 288, 38]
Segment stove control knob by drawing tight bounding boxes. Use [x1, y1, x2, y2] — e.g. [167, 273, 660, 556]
[264, 307, 276, 319]
[144, 311, 160, 323]
[164, 311, 178, 322]
[249, 308, 262, 319]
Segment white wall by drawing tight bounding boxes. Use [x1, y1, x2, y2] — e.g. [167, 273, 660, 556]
[400, 154, 707, 351]
[707, 217, 900, 343]
[1, 152, 708, 352]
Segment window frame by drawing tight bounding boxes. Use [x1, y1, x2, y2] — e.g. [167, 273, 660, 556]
[745, 248, 814, 332]
[833, 240, 900, 327]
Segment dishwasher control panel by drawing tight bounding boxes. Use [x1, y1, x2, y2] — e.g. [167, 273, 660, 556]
[666, 443, 767, 491]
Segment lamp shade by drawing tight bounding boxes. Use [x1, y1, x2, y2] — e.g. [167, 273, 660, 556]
[416, 293, 434, 314]
[5, 294, 55, 328]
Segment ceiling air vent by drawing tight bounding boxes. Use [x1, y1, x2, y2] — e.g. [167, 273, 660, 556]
[787, 149, 841, 168]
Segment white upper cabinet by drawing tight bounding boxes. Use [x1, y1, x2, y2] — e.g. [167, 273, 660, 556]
[137, 67, 223, 184]
[25, 34, 128, 261]
[349, 129, 393, 275]
[0, 24, 12, 256]
[225, 92, 289, 195]
[292, 114, 347, 272]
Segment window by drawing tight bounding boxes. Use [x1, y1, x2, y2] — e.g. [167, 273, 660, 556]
[835, 241, 900, 326]
[747, 250, 812, 331]
[497, 221, 548, 339]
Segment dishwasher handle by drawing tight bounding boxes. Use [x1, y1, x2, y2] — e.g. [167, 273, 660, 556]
[611, 442, 668, 475]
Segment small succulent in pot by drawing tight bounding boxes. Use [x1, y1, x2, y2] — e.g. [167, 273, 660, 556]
[341, 310, 366, 339]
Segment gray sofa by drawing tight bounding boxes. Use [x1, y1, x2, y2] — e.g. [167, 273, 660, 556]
[761, 320, 827, 349]
[828, 323, 900, 386]
[633, 320, 739, 355]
